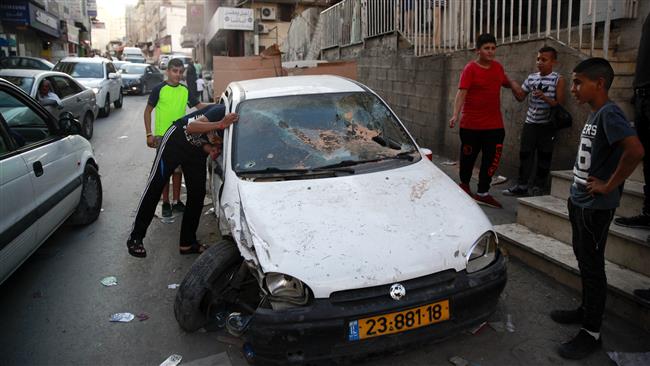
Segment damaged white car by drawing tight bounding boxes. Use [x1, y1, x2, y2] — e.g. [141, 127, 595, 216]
[174, 75, 507, 364]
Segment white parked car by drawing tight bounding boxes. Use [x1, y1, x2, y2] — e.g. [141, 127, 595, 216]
[0, 78, 102, 285]
[174, 76, 506, 364]
[53, 57, 123, 118]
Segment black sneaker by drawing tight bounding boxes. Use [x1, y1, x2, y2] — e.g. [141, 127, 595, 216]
[172, 201, 185, 213]
[633, 288, 650, 303]
[502, 185, 528, 196]
[550, 308, 583, 324]
[557, 329, 601, 360]
[162, 202, 172, 218]
[614, 213, 650, 229]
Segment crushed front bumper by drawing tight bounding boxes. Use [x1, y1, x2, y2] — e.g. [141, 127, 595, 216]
[246, 252, 507, 365]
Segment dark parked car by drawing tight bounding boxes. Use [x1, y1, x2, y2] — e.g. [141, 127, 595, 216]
[0, 56, 54, 71]
[119, 63, 164, 95]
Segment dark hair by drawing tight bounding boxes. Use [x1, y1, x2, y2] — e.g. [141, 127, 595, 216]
[476, 33, 497, 49]
[573, 57, 614, 89]
[168, 58, 184, 69]
[538, 46, 557, 60]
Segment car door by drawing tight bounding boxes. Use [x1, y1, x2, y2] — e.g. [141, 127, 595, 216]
[106, 62, 120, 99]
[48, 75, 80, 119]
[0, 85, 81, 247]
[0, 110, 37, 285]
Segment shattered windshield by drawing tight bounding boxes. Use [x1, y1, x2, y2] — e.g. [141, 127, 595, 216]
[232, 92, 417, 173]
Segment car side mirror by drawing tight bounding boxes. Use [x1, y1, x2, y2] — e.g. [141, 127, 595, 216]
[58, 112, 82, 136]
[419, 147, 433, 161]
[108, 72, 118, 79]
[40, 98, 58, 107]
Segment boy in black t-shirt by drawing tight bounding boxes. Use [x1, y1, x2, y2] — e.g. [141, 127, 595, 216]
[127, 105, 238, 258]
[550, 58, 643, 360]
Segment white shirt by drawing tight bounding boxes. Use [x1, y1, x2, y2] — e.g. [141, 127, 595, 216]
[196, 78, 205, 92]
[38, 91, 62, 105]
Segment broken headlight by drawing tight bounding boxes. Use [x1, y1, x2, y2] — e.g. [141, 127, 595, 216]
[264, 272, 310, 306]
[466, 231, 498, 273]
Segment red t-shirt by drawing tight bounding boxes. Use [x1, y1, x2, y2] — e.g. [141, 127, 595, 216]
[458, 60, 510, 130]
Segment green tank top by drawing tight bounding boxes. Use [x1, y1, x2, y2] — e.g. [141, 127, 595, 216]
[149, 82, 189, 136]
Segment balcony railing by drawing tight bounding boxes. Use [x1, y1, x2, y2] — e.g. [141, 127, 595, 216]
[321, 0, 639, 58]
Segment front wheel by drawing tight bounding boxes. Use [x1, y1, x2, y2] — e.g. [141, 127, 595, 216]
[174, 239, 242, 332]
[114, 90, 123, 108]
[67, 164, 102, 225]
[99, 94, 111, 117]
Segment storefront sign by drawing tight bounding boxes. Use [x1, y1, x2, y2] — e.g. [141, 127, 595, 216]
[220, 8, 254, 31]
[68, 26, 79, 44]
[35, 9, 58, 29]
[0, 3, 29, 25]
[28, 3, 59, 37]
[186, 4, 204, 34]
[87, 0, 97, 17]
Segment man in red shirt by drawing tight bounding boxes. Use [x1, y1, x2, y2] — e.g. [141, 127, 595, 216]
[449, 33, 524, 208]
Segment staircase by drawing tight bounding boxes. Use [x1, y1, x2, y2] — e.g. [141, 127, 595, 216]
[495, 165, 650, 331]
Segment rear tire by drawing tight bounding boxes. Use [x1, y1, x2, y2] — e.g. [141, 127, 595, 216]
[174, 239, 242, 332]
[81, 112, 94, 139]
[67, 164, 102, 225]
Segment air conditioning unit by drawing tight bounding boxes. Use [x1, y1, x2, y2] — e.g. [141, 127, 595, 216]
[260, 6, 276, 21]
[257, 23, 270, 34]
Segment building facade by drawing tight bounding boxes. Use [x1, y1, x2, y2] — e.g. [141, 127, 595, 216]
[0, 0, 93, 62]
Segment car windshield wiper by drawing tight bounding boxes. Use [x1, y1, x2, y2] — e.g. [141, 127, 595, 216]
[384, 150, 418, 161]
[237, 166, 354, 175]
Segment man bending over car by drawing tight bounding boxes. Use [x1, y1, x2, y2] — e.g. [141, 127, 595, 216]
[126, 104, 239, 258]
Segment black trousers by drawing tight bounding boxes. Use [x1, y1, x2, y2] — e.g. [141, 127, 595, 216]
[517, 122, 555, 187]
[567, 199, 615, 332]
[635, 94, 650, 214]
[459, 128, 505, 193]
[130, 122, 207, 245]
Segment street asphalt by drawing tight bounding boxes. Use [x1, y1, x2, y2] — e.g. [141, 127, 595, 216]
[0, 95, 647, 366]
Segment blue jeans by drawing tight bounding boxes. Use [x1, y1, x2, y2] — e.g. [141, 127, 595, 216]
[567, 199, 615, 332]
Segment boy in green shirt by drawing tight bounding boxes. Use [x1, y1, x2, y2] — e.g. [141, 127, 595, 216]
[143, 58, 209, 217]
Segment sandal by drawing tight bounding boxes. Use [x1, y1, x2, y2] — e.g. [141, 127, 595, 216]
[127, 238, 147, 258]
[179, 241, 208, 255]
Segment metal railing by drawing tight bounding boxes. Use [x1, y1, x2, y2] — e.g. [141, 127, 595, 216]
[321, 0, 639, 58]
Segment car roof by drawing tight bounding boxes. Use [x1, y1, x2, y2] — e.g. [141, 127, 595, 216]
[0, 69, 70, 78]
[58, 57, 110, 64]
[231, 75, 365, 100]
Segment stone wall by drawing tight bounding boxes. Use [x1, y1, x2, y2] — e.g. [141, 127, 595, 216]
[323, 36, 594, 182]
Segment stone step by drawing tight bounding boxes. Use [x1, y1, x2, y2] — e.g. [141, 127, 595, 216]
[610, 61, 636, 76]
[630, 162, 645, 183]
[550, 170, 644, 218]
[495, 223, 650, 331]
[517, 195, 650, 277]
[578, 48, 637, 62]
[611, 75, 635, 90]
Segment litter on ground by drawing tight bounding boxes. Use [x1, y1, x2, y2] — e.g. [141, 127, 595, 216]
[109, 313, 135, 322]
[168, 284, 180, 289]
[100, 276, 117, 287]
[159, 354, 182, 366]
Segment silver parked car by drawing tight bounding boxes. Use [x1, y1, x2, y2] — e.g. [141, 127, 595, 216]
[53, 57, 123, 118]
[0, 78, 102, 285]
[0, 69, 98, 139]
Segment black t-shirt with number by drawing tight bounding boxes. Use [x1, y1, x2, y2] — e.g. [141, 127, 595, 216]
[571, 102, 636, 209]
[174, 104, 226, 147]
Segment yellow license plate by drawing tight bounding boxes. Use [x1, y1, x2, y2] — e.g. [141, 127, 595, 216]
[348, 299, 450, 341]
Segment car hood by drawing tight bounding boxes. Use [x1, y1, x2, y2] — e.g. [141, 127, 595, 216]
[77, 78, 104, 87]
[235, 159, 493, 298]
